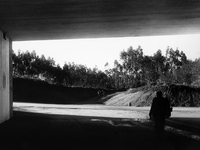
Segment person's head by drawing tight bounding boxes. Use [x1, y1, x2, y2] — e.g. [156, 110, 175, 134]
[156, 91, 163, 98]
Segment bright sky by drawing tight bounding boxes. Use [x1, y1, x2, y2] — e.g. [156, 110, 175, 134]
[13, 34, 200, 71]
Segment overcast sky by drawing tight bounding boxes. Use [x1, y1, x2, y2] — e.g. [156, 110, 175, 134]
[13, 34, 200, 71]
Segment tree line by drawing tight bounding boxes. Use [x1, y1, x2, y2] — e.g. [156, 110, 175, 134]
[12, 46, 200, 89]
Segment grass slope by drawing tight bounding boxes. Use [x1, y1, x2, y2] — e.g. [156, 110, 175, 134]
[13, 77, 100, 104]
[104, 84, 200, 107]
[13, 77, 200, 107]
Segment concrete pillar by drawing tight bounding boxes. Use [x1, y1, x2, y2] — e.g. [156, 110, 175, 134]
[0, 30, 13, 123]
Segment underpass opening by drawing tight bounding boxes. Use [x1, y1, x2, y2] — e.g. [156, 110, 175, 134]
[1, 1, 200, 149]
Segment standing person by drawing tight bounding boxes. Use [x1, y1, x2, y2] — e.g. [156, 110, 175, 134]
[149, 91, 171, 137]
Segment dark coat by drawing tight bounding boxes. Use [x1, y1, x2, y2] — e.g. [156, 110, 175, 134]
[149, 96, 171, 119]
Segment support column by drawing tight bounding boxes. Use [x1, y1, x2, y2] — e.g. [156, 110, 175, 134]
[0, 31, 13, 123]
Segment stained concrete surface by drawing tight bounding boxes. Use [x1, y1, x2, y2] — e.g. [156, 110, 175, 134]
[0, 103, 200, 150]
[1, 0, 200, 41]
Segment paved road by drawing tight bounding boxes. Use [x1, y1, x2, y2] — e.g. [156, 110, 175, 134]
[0, 102, 200, 150]
[13, 102, 200, 138]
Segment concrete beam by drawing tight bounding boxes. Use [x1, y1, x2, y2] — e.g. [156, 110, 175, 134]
[0, 30, 13, 123]
[1, 0, 200, 41]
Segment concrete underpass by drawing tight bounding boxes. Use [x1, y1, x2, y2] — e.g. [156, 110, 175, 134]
[1, 0, 200, 149]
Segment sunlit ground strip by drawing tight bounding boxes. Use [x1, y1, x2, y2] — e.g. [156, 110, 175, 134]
[13, 104, 148, 119]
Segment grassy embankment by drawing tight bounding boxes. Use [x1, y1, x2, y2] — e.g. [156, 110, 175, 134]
[13, 77, 117, 104]
[14, 77, 200, 107]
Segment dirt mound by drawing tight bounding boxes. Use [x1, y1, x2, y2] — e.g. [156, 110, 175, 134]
[104, 84, 200, 107]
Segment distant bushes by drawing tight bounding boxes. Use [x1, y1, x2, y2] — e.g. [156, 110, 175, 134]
[12, 50, 112, 89]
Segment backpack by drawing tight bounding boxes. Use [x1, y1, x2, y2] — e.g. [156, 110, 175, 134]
[166, 106, 173, 118]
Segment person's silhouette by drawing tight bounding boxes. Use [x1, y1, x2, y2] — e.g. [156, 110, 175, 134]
[149, 91, 171, 137]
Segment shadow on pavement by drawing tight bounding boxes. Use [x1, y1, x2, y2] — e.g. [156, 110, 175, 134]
[166, 117, 200, 136]
[0, 111, 200, 150]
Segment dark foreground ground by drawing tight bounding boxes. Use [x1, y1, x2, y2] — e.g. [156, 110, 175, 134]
[1, 110, 200, 150]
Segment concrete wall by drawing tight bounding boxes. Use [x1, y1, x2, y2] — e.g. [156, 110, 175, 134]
[0, 30, 13, 123]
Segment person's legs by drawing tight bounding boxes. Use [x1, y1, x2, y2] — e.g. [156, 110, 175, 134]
[154, 118, 165, 138]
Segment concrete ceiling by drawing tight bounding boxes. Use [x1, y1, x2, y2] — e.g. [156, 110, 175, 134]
[1, 0, 200, 41]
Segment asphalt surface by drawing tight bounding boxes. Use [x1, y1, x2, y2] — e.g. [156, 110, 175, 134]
[0, 103, 200, 150]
